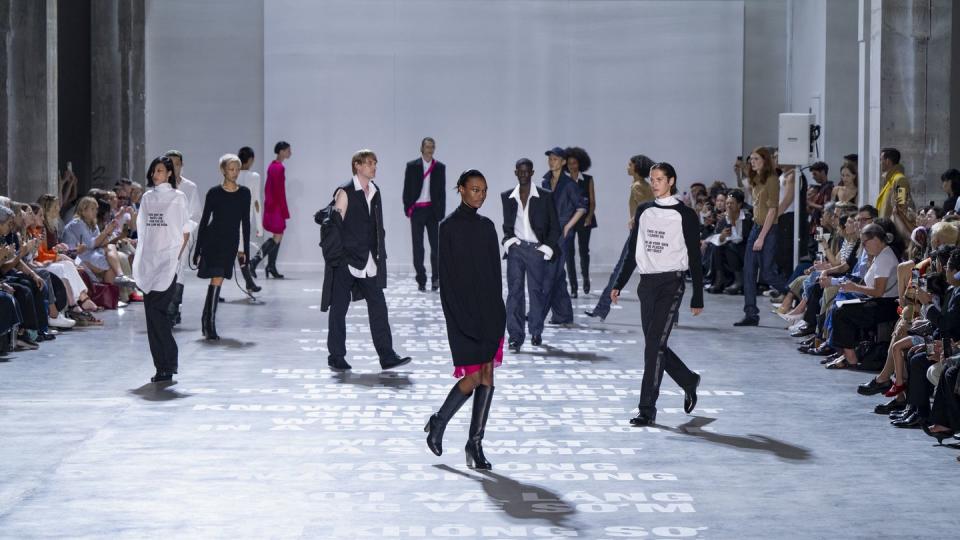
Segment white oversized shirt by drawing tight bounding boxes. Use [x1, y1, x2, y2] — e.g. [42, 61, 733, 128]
[132, 183, 191, 292]
[416, 159, 433, 204]
[348, 175, 379, 279]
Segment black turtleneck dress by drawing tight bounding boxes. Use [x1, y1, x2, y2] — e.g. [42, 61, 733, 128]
[439, 203, 506, 377]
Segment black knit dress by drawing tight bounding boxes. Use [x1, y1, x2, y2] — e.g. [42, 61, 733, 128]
[438, 203, 506, 377]
[196, 185, 251, 279]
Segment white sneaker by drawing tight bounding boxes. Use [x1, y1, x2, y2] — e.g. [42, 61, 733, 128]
[48, 313, 77, 329]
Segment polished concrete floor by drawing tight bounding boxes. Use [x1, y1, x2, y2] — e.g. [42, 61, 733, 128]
[1, 271, 957, 539]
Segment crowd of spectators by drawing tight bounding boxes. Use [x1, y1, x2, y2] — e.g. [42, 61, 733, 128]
[0, 177, 143, 353]
[694, 147, 960, 459]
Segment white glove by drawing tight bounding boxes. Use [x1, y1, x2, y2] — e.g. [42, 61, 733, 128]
[536, 244, 553, 261]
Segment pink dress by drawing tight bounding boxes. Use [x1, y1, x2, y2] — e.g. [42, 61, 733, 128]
[263, 160, 290, 234]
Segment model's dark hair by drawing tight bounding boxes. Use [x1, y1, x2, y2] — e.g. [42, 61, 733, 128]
[651, 162, 679, 195]
[564, 146, 591, 172]
[810, 161, 829, 173]
[238, 146, 255, 164]
[727, 188, 745, 206]
[844, 153, 858, 163]
[630, 155, 655, 178]
[515, 158, 533, 169]
[456, 169, 486, 188]
[880, 147, 901, 165]
[421, 137, 435, 150]
[146, 156, 178, 189]
[274, 141, 291, 154]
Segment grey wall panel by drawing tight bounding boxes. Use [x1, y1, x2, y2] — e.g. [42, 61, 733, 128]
[263, 0, 744, 269]
[145, 0, 263, 191]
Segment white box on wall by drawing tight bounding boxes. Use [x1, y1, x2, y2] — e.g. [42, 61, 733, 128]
[778, 113, 814, 165]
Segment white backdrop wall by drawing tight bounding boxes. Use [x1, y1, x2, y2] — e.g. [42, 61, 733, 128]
[147, 0, 744, 271]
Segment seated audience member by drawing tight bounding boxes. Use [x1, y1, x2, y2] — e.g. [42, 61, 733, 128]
[62, 196, 136, 289]
[0, 205, 52, 347]
[824, 223, 901, 369]
[941, 168, 960, 214]
[706, 189, 751, 294]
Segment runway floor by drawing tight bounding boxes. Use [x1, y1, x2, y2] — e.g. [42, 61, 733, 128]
[1, 271, 957, 539]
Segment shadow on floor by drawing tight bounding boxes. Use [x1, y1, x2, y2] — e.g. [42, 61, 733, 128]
[662, 416, 813, 462]
[332, 371, 413, 389]
[128, 381, 192, 401]
[435, 464, 579, 531]
[196, 337, 257, 349]
[526, 347, 609, 362]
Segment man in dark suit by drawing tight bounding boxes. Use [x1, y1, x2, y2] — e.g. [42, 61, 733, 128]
[502, 158, 561, 351]
[323, 149, 411, 373]
[402, 137, 446, 291]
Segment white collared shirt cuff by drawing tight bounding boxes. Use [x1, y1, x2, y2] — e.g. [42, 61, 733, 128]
[536, 245, 553, 260]
[504, 237, 521, 251]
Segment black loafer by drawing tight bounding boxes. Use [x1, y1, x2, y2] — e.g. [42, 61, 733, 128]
[858, 377, 893, 396]
[733, 317, 759, 327]
[583, 310, 606, 321]
[790, 326, 815, 338]
[629, 413, 656, 427]
[874, 398, 907, 415]
[380, 354, 412, 371]
[150, 372, 174, 383]
[328, 357, 353, 372]
[683, 374, 700, 414]
[891, 411, 923, 428]
[417, 284, 426, 292]
[531, 335, 542, 346]
[508, 339, 522, 353]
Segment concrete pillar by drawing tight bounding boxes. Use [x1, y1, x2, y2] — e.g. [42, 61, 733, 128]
[867, 0, 953, 207]
[822, 0, 859, 172]
[90, 0, 145, 187]
[0, 0, 56, 202]
[742, 0, 788, 157]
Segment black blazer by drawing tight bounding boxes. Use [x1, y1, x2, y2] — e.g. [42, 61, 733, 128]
[402, 158, 446, 220]
[500, 186, 561, 260]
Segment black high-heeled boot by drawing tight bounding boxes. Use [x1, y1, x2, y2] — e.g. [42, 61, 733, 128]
[424, 384, 472, 456]
[464, 385, 494, 469]
[249, 238, 275, 279]
[240, 264, 261, 293]
[266, 241, 284, 279]
[202, 285, 221, 340]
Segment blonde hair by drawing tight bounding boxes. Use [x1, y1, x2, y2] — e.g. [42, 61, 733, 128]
[351, 149, 377, 174]
[75, 196, 100, 227]
[219, 153, 241, 172]
[930, 221, 959, 248]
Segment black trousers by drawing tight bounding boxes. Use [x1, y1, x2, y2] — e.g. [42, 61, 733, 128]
[3, 274, 47, 331]
[410, 207, 439, 286]
[711, 242, 745, 288]
[565, 227, 592, 293]
[931, 361, 960, 430]
[906, 352, 934, 418]
[327, 265, 394, 362]
[144, 278, 178, 374]
[636, 271, 698, 419]
[830, 298, 899, 349]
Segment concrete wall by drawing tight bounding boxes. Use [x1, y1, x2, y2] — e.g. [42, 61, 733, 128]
[144, 0, 264, 194]
[742, 0, 787, 158]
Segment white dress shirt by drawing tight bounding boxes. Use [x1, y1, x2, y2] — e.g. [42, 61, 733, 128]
[132, 183, 191, 292]
[416, 159, 433, 204]
[348, 175, 379, 279]
[504, 184, 553, 260]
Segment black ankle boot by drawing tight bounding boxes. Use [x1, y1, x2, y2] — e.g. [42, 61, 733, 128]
[241, 264, 261, 293]
[202, 285, 221, 340]
[465, 385, 494, 469]
[249, 238, 275, 279]
[266, 241, 284, 279]
[424, 384, 472, 456]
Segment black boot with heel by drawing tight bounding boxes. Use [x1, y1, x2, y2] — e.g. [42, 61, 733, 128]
[424, 384, 472, 456]
[464, 385, 495, 469]
[201, 285, 221, 340]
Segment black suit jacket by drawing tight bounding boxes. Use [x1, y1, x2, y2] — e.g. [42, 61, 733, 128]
[500, 186, 561, 260]
[403, 158, 446, 220]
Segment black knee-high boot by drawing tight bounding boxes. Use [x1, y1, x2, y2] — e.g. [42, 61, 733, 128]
[240, 264, 261, 293]
[424, 383, 472, 456]
[249, 238, 276, 279]
[266, 241, 284, 279]
[465, 385, 494, 469]
[202, 285, 220, 340]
